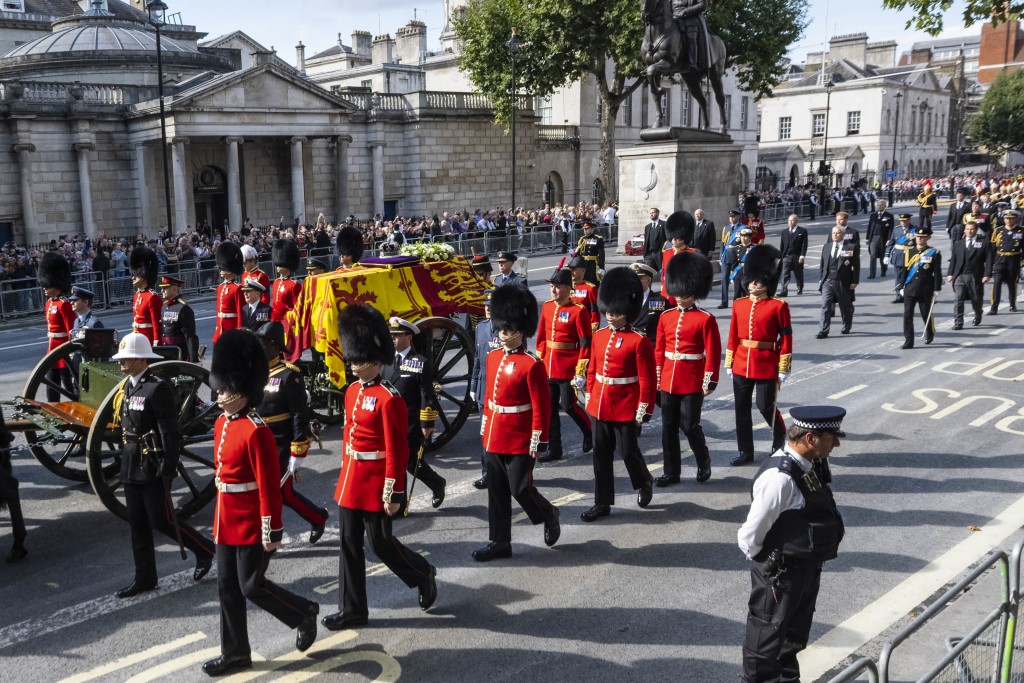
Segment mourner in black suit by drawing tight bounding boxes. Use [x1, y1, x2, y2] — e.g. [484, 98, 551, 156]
[778, 214, 808, 296]
[901, 226, 943, 349]
[388, 317, 447, 508]
[629, 262, 665, 343]
[945, 192, 971, 239]
[946, 221, 991, 329]
[111, 333, 215, 599]
[692, 209, 716, 258]
[641, 208, 667, 273]
[817, 226, 860, 338]
[865, 201, 895, 279]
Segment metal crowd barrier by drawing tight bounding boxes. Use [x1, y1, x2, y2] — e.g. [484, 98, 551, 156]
[827, 658, 880, 683]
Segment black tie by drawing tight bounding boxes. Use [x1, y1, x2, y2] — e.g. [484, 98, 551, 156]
[395, 353, 401, 367]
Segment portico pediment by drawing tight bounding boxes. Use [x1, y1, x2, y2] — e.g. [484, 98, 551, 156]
[168, 63, 355, 113]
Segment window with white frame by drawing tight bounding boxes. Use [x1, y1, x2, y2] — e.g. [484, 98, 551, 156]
[847, 110, 860, 135]
[360, 79, 372, 89]
[779, 116, 792, 140]
[812, 113, 825, 137]
[537, 95, 553, 125]
[2, 0, 25, 11]
[740, 96, 749, 129]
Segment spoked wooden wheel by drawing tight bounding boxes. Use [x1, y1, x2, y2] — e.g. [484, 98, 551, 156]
[300, 357, 345, 426]
[413, 317, 474, 453]
[86, 360, 218, 521]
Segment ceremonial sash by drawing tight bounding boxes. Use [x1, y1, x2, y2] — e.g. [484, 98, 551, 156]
[904, 248, 936, 286]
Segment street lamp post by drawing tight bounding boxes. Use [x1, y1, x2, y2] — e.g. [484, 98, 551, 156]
[888, 91, 903, 206]
[148, 0, 173, 239]
[817, 77, 834, 185]
[506, 28, 522, 221]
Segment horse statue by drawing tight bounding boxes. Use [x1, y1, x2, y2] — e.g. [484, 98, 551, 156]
[641, 0, 728, 134]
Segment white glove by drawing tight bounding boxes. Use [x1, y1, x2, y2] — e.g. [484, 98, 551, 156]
[598, 268, 605, 278]
[470, 391, 477, 402]
[726, 368, 733, 377]
[287, 456, 300, 477]
[778, 372, 790, 385]
[572, 375, 586, 392]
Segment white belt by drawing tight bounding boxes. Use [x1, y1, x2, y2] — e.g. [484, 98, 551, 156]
[488, 401, 532, 414]
[215, 478, 258, 493]
[596, 375, 638, 385]
[134, 323, 154, 329]
[666, 352, 705, 361]
[48, 332, 69, 339]
[346, 447, 385, 461]
[218, 313, 238, 318]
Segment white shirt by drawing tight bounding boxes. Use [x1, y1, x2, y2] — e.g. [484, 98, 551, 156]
[737, 448, 813, 560]
[129, 370, 147, 388]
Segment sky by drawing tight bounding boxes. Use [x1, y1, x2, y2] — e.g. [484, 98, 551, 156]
[167, 0, 979, 66]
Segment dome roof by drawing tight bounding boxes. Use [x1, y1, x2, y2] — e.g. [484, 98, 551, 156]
[2, 20, 197, 60]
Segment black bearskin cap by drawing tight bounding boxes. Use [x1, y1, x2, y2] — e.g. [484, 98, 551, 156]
[255, 321, 286, 351]
[335, 226, 365, 261]
[597, 267, 644, 320]
[741, 244, 783, 296]
[129, 246, 159, 287]
[272, 238, 300, 271]
[338, 304, 394, 365]
[489, 284, 539, 338]
[665, 251, 713, 300]
[664, 210, 695, 245]
[39, 252, 71, 293]
[216, 241, 244, 275]
[210, 328, 269, 405]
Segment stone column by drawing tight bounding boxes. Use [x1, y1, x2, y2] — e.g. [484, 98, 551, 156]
[133, 144, 151, 231]
[13, 143, 37, 243]
[334, 135, 352, 221]
[369, 141, 386, 218]
[74, 143, 97, 239]
[225, 136, 244, 233]
[171, 137, 189, 234]
[289, 136, 307, 224]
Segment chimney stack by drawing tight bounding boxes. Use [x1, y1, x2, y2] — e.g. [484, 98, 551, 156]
[295, 41, 306, 75]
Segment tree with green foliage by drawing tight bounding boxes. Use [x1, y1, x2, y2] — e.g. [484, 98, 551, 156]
[967, 69, 1024, 156]
[881, 0, 1021, 35]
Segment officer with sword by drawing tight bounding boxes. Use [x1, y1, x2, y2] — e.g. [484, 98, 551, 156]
[900, 225, 943, 350]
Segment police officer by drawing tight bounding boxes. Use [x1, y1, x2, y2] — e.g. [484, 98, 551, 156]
[576, 221, 606, 284]
[901, 226, 942, 349]
[887, 214, 916, 303]
[240, 244, 271, 305]
[387, 317, 447, 509]
[111, 332, 215, 599]
[255, 321, 329, 543]
[987, 209, 1022, 314]
[0, 409, 27, 563]
[469, 291, 501, 489]
[322, 305, 438, 630]
[474, 285, 560, 561]
[158, 276, 199, 362]
[70, 287, 103, 340]
[129, 247, 162, 345]
[203, 329, 319, 676]
[865, 199, 894, 279]
[737, 405, 846, 683]
[493, 252, 526, 286]
[630, 262, 665, 343]
[241, 279, 272, 331]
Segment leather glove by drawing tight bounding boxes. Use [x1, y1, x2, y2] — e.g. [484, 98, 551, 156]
[778, 372, 790, 385]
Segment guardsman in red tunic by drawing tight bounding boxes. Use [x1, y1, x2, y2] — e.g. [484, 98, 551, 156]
[213, 241, 245, 344]
[335, 225, 365, 272]
[271, 238, 303, 323]
[474, 285, 560, 561]
[322, 305, 437, 631]
[580, 268, 657, 522]
[203, 329, 319, 677]
[568, 255, 600, 331]
[535, 267, 592, 462]
[726, 244, 792, 467]
[655, 251, 721, 486]
[659, 210, 701, 307]
[240, 244, 271, 306]
[744, 212, 766, 245]
[129, 246, 162, 345]
[39, 252, 75, 401]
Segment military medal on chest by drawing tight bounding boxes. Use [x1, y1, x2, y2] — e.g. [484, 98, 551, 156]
[360, 395, 377, 411]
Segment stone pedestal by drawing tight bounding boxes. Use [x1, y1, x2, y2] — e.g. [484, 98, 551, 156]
[615, 128, 741, 253]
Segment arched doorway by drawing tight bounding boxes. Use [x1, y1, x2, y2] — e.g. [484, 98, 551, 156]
[740, 164, 750, 190]
[544, 172, 564, 207]
[193, 165, 228, 237]
[850, 163, 860, 181]
[789, 164, 799, 188]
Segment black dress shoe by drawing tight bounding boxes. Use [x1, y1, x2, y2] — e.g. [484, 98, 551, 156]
[989, 308, 998, 315]
[654, 474, 679, 487]
[815, 332, 828, 339]
[431, 481, 446, 509]
[472, 541, 513, 562]
[194, 554, 213, 582]
[321, 612, 368, 631]
[473, 476, 488, 490]
[310, 520, 326, 544]
[537, 452, 562, 463]
[778, 290, 788, 297]
[296, 603, 319, 651]
[924, 334, 934, 345]
[901, 340, 914, 350]
[841, 326, 851, 335]
[797, 289, 803, 295]
[580, 504, 611, 522]
[637, 482, 653, 509]
[892, 297, 903, 304]
[582, 434, 593, 454]
[5, 544, 27, 563]
[973, 317, 981, 326]
[867, 274, 875, 279]
[881, 268, 888, 277]
[1010, 306, 1018, 312]
[418, 566, 437, 610]
[544, 508, 561, 547]
[115, 581, 157, 599]
[202, 655, 252, 677]
[953, 323, 963, 330]
[730, 452, 754, 467]
[696, 462, 711, 483]
[716, 304, 728, 309]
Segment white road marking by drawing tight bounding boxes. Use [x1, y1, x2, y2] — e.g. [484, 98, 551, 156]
[947, 341, 974, 353]
[828, 384, 868, 400]
[0, 340, 48, 351]
[892, 361, 925, 375]
[990, 327, 1008, 336]
[56, 631, 207, 683]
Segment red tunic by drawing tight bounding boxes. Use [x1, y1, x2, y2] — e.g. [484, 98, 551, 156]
[655, 305, 722, 395]
[585, 327, 657, 422]
[334, 378, 408, 512]
[271, 277, 302, 323]
[212, 410, 283, 546]
[570, 281, 600, 329]
[744, 218, 766, 244]
[45, 296, 75, 369]
[132, 289, 162, 344]
[213, 279, 244, 343]
[535, 299, 591, 380]
[481, 347, 550, 455]
[660, 246, 697, 307]
[726, 296, 793, 380]
[245, 267, 272, 305]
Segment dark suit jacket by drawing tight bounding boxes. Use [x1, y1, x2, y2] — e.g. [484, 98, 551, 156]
[388, 349, 441, 451]
[819, 240, 860, 291]
[642, 219, 667, 271]
[866, 211, 895, 247]
[779, 226, 808, 261]
[947, 238, 991, 281]
[693, 219, 716, 257]
[242, 301, 272, 331]
[945, 201, 970, 233]
[118, 370, 180, 484]
[632, 290, 666, 343]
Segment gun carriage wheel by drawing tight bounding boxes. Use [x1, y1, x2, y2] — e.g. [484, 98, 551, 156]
[412, 316, 474, 453]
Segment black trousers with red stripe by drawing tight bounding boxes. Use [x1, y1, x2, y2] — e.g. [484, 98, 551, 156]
[277, 448, 328, 528]
[547, 379, 591, 456]
[123, 481, 214, 585]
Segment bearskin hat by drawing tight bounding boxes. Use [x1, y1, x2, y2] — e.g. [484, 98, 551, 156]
[38, 252, 71, 293]
[129, 246, 159, 287]
[210, 328, 269, 405]
[337, 304, 394, 366]
[254, 321, 286, 351]
[215, 240, 243, 275]
[664, 210, 695, 245]
[597, 266, 644, 320]
[272, 238, 300, 272]
[489, 284, 539, 338]
[335, 226, 364, 261]
[741, 244, 783, 297]
[665, 251, 713, 300]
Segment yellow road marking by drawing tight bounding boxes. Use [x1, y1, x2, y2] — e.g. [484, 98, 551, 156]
[753, 413, 791, 431]
[277, 649, 402, 682]
[893, 361, 925, 374]
[315, 553, 431, 594]
[512, 492, 586, 524]
[124, 647, 259, 683]
[828, 384, 867, 400]
[227, 631, 359, 681]
[57, 632, 207, 683]
[947, 341, 974, 352]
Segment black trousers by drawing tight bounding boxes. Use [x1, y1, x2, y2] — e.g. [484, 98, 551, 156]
[592, 419, 653, 506]
[904, 293, 935, 342]
[660, 391, 709, 478]
[277, 448, 328, 528]
[990, 257, 1020, 310]
[867, 238, 888, 278]
[0, 451, 26, 545]
[742, 557, 823, 683]
[338, 506, 433, 618]
[485, 451, 555, 542]
[406, 433, 445, 495]
[893, 266, 907, 300]
[952, 274, 983, 325]
[819, 279, 854, 335]
[732, 375, 785, 457]
[720, 269, 733, 306]
[919, 208, 933, 230]
[217, 543, 313, 658]
[45, 366, 74, 402]
[547, 379, 590, 456]
[123, 481, 214, 585]
[779, 259, 803, 295]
